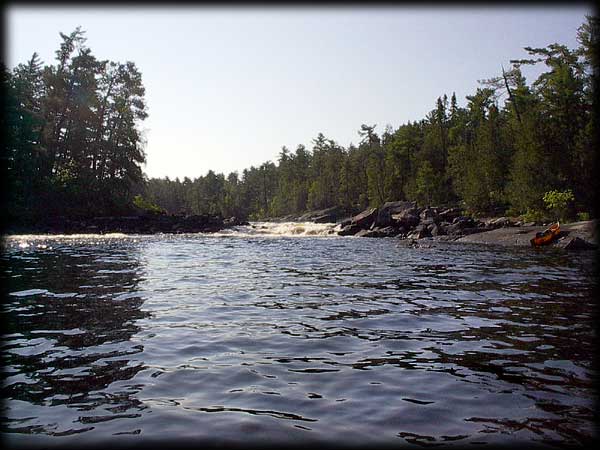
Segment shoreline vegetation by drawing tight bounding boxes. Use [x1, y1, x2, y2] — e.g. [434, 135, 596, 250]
[3, 18, 599, 249]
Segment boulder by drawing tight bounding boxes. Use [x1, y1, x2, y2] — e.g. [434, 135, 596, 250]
[563, 237, 597, 251]
[223, 217, 250, 226]
[339, 218, 352, 228]
[391, 210, 420, 228]
[452, 216, 475, 226]
[313, 214, 335, 223]
[375, 201, 417, 227]
[438, 207, 462, 222]
[447, 216, 477, 235]
[351, 207, 378, 229]
[362, 226, 398, 238]
[298, 206, 341, 223]
[407, 223, 431, 239]
[338, 223, 362, 236]
[419, 207, 439, 221]
[486, 217, 512, 228]
[428, 222, 445, 236]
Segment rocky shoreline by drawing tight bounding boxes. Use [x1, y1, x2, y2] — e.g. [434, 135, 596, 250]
[310, 202, 597, 251]
[3, 203, 597, 252]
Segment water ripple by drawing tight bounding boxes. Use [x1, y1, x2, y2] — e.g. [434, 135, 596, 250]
[1, 232, 596, 446]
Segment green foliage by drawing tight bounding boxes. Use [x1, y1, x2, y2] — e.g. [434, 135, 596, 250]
[5, 28, 148, 224]
[414, 161, 443, 206]
[577, 211, 590, 222]
[543, 189, 575, 221]
[8, 18, 594, 225]
[133, 194, 164, 215]
[521, 208, 546, 224]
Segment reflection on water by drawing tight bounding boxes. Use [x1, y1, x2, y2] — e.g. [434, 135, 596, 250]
[1, 238, 148, 441]
[0, 231, 597, 447]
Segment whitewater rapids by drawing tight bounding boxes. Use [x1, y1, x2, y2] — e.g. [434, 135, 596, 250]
[213, 221, 341, 237]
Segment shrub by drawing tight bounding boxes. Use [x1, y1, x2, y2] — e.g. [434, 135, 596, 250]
[542, 189, 574, 222]
[577, 211, 590, 221]
[521, 208, 545, 224]
[133, 195, 164, 215]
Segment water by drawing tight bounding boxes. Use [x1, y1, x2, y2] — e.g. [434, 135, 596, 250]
[1, 222, 597, 447]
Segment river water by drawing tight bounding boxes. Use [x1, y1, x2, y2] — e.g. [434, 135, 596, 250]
[1, 222, 597, 447]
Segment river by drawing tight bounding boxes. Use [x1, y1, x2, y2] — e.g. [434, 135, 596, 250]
[1, 222, 596, 447]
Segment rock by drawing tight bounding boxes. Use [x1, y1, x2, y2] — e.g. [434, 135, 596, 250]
[338, 223, 362, 236]
[462, 226, 494, 235]
[298, 206, 341, 223]
[563, 237, 597, 251]
[419, 207, 439, 221]
[428, 222, 445, 236]
[363, 226, 398, 238]
[391, 210, 420, 228]
[223, 217, 250, 226]
[486, 217, 512, 228]
[407, 224, 431, 239]
[447, 216, 476, 235]
[313, 214, 334, 223]
[354, 229, 372, 237]
[339, 218, 352, 228]
[375, 201, 417, 227]
[438, 207, 462, 222]
[452, 216, 474, 226]
[350, 207, 378, 229]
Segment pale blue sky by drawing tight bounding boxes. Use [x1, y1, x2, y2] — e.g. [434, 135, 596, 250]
[6, 6, 592, 180]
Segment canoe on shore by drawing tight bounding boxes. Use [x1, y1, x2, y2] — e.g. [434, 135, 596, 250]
[530, 222, 560, 247]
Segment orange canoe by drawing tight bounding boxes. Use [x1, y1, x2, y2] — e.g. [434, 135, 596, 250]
[530, 222, 560, 247]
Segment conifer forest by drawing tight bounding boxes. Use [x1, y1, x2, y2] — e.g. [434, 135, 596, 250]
[3, 17, 598, 226]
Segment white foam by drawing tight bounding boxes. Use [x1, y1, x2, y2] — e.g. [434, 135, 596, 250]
[212, 221, 341, 238]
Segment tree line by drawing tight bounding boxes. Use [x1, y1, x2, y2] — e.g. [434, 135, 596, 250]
[144, 16, 597, 222]
[2, 27, 147, 226]
[3, 17, 597, 227]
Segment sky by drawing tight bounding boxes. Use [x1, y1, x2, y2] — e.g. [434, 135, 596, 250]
[5, 5, 593, 180]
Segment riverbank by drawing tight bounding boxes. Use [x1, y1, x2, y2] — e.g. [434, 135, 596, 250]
[2, 214, 249, 235]
[3, 207, 597, 252]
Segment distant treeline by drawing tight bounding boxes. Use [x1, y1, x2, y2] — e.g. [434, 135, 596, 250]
[3, 17, 598, 227]
[145, 16, 597, 222]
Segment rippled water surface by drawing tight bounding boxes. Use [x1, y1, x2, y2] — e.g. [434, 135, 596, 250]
[1, 223, 597, 447]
